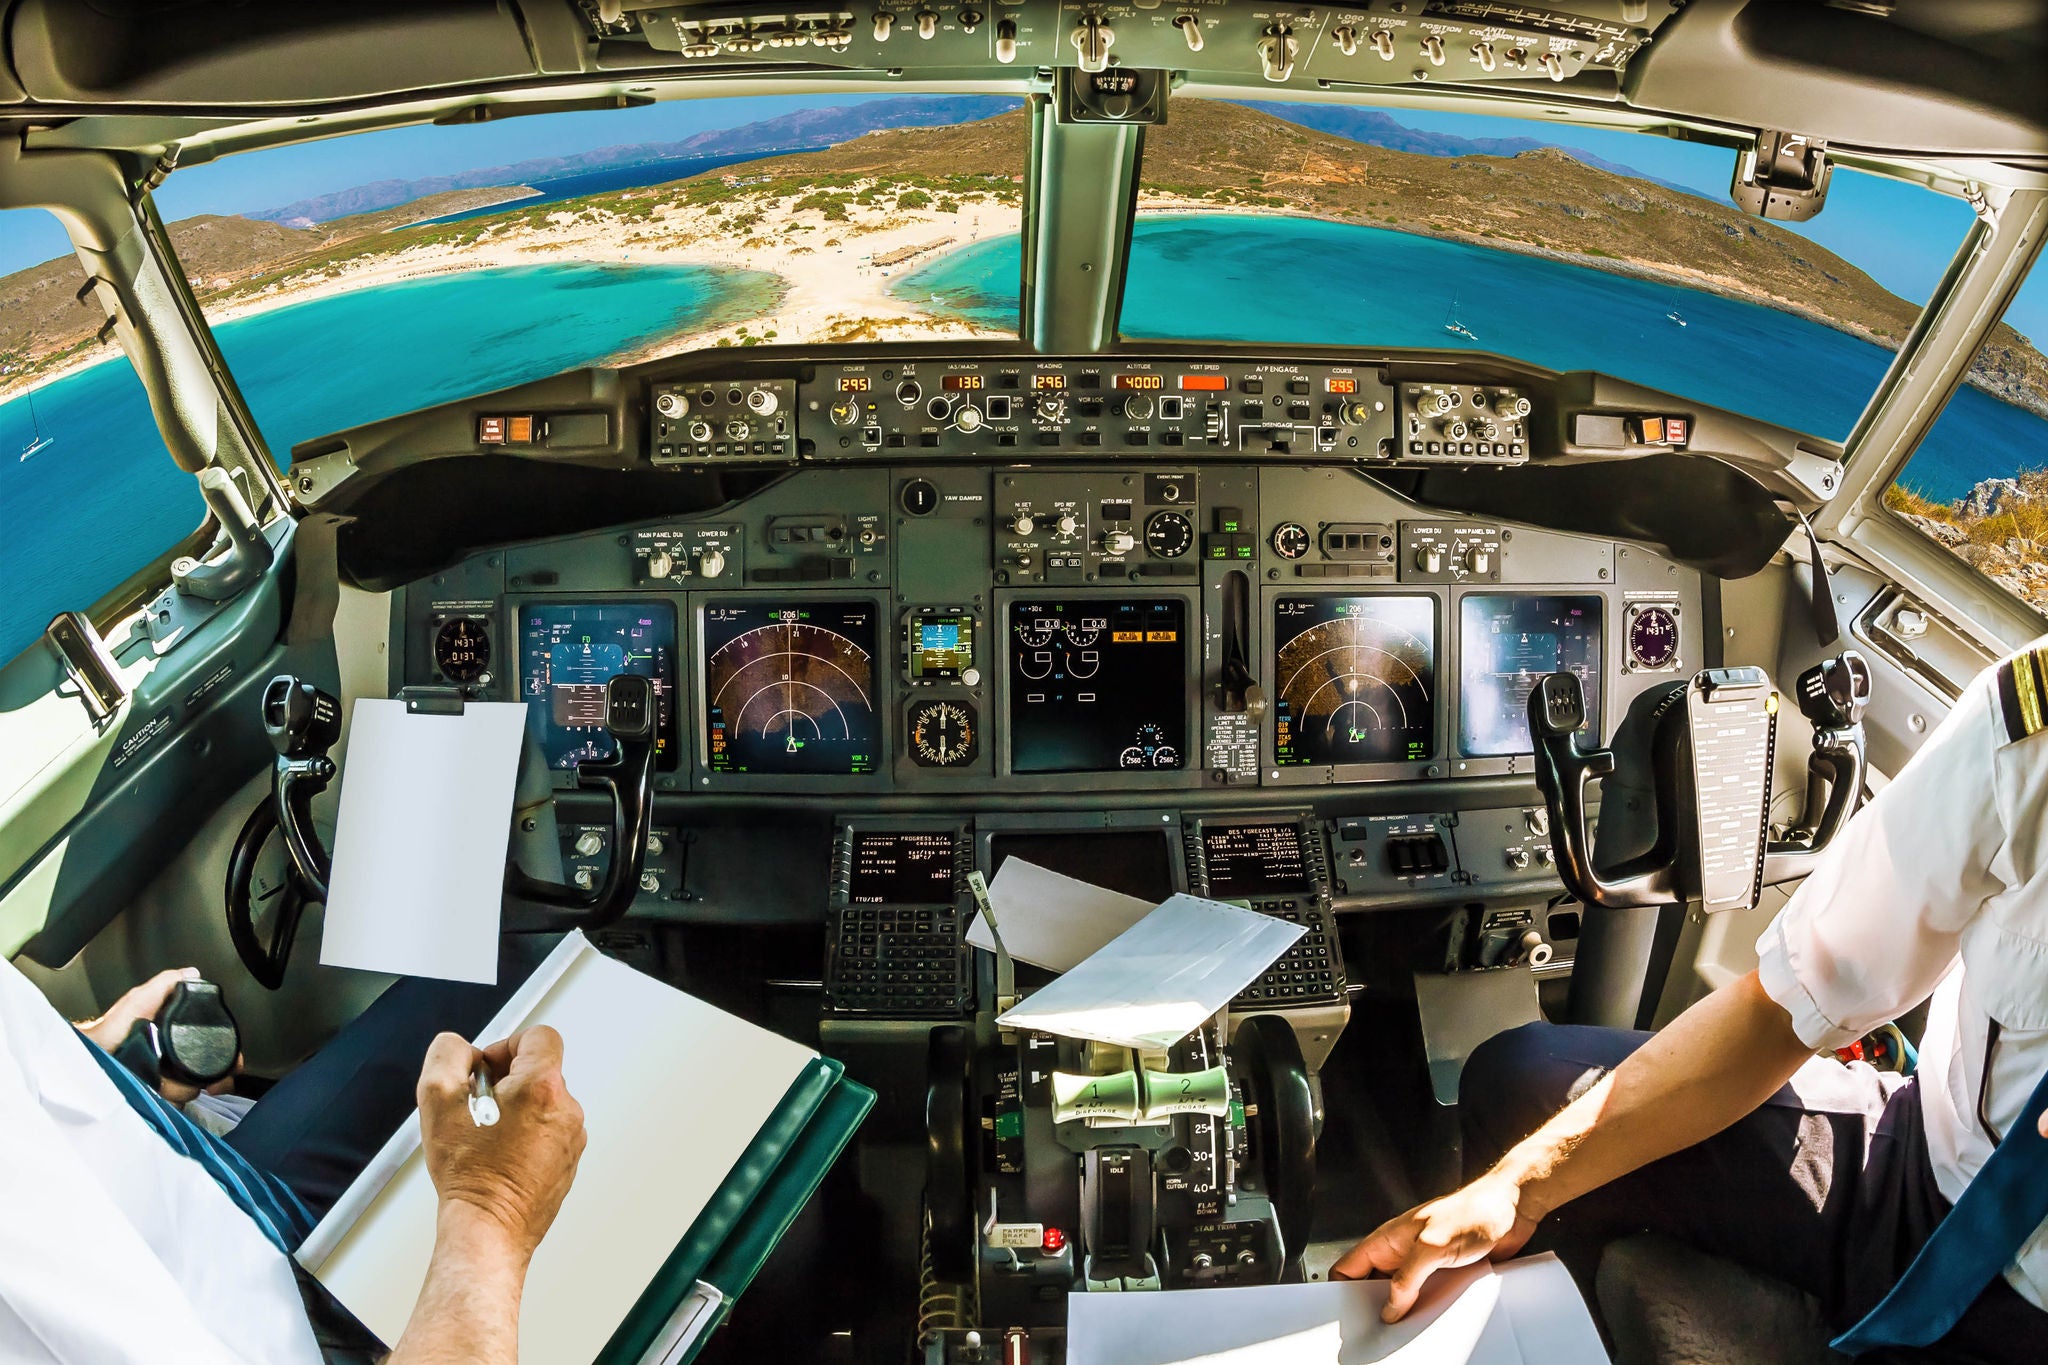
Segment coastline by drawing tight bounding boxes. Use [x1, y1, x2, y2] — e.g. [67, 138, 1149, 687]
[0, 196, 1024, 409]
[4, 195, 2041, 430]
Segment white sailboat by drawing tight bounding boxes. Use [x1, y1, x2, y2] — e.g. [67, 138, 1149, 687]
[17, 384, 52, 461]
[1443, 296, 1478, 342]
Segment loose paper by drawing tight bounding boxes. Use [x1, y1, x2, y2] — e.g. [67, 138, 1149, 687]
[996, 894, 1304, 1050]
[319, 698, 528, 984]
[1067, 1256, 1606, 1365]
[966, 857, 1155, 971]
[303, 933, 820, 1365]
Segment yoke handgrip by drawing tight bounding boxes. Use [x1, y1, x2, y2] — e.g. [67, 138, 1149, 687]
[1527, 672, 1679, 910]
[502, 673, 658, 934]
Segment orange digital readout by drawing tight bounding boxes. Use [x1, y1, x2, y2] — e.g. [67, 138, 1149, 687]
[1179, 374, 1229, 391]
[1327, 377, 1358, 394]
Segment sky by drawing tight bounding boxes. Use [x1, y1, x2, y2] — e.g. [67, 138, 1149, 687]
[3, 93, 2038, 343]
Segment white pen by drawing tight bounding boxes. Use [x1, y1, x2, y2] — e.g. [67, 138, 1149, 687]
[468, 1059, 501, 1127]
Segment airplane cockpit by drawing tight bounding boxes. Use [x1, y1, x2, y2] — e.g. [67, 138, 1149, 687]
[1, 2, 2044, 1362]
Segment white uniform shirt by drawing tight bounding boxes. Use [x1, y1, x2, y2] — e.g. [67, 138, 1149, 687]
[1758, 653, 2048, 1311]
[0, 957, 321, 1364]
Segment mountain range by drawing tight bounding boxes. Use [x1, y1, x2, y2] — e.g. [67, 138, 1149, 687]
[253, 95, 1691, 227]
[1232, 102, 1693, 192]
[250, 96, 1024, 225]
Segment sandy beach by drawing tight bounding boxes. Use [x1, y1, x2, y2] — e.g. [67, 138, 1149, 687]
[0, 189, 1026, 408]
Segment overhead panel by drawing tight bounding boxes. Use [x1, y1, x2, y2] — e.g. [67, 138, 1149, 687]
[602, 1, 1681, 91]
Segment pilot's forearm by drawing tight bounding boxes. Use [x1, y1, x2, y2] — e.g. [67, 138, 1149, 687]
[385, 1206, 530, 1364]
[1487, 969, 1813, 1220]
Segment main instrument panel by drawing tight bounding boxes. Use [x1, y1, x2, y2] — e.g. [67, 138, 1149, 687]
[404, 403, 1702, 802]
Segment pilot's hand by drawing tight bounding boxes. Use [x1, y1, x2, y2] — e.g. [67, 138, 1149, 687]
[75, 966, 242, 1103]
[417, 1026, 586, 1264]
[1330, 1174, 1540, 1322]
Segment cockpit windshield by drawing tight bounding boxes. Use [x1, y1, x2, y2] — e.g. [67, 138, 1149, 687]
[157, 94, 1025, 462]
[1093, 99, 1998, 447]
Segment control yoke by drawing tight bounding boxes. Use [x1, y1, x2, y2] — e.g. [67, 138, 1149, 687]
[225, 674, 659, 986]
[1527, 650, 1871, 916]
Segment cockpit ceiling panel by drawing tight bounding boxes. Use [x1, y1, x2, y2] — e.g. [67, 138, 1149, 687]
[2, 1, 2042, 161]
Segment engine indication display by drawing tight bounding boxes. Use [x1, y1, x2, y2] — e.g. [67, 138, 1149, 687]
[1274, 596, 1436, 767]
[703, 601, 878, 775]
[519, 602, 677, 771]
[1008, 598, 1186, 774]
[1459, 594, 1603, 756]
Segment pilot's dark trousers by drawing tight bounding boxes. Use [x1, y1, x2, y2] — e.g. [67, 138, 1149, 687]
[225, 934, 553, 1218]
[1462, 1023, 2048, 1365]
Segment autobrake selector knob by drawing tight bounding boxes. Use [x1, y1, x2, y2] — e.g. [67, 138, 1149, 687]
[1103, 530, 1137, 555]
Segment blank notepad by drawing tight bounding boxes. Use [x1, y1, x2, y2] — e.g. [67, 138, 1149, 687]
[302, 936, 818, 1364]
[320, 698, 530, 985]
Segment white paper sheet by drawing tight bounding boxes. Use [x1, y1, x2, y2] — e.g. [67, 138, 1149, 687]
[319, 698, 529, 984]
[305, 934, 820, 1365]
[995, 894, 1305, 1050]
[1067, 1257, 1605, 1365]
[965, 857, 1156, 971]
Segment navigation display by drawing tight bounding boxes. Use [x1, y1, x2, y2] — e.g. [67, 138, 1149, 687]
[1202, 824, 1312, 899]
[849, 832, 956, 904]
[1273, 596, 1436, 767]
[1460, 594, 1602, 756]
[519, 602, 678, 771]
[703, 601, 878, 775]
[1008, 598, 1186, 774]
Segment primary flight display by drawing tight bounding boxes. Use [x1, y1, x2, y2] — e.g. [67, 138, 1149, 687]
[518, 601, 678, 770]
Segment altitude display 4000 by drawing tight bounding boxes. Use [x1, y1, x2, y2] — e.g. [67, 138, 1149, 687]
[703, 602, 878, 775]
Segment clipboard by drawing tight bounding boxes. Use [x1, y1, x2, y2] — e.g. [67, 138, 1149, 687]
[297, 932, 874, 1365]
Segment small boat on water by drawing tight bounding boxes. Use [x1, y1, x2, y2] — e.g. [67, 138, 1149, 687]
[1443, 297, 1478, 342]
[17, 385, 52, 461]
[1667, 309, 1688, 326]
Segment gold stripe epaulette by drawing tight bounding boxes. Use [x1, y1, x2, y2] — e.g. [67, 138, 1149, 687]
[1995, 646, 2048, 744]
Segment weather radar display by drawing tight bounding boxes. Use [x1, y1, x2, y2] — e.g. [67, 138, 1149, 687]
[519, 602, 677, 770]
[1273, 596, 1436, 766]
[702, 602, 878, 775]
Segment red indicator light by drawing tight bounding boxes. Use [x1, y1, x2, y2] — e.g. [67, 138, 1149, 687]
[1042, 1227, 1067, 1253]
[1179, 374, 1228, 391]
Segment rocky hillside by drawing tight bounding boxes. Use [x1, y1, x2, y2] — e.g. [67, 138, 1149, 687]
[1889, 474, 2048, 612]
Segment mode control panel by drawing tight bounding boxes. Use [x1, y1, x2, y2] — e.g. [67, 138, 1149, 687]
[1398, 382, 1531, 464]
[800, 360, 1398, 461]
[651, 378, 796, 463]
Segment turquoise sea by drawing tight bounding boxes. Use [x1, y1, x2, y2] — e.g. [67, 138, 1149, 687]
[4, 218, 2045, 664]
[0, 261, 773, 662]
[903, 215, 2048, 505]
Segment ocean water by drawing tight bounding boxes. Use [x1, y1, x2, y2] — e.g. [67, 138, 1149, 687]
[903, 215, 2048, 501]
[0, 261, 770, 663]
[404, 152, 775, 229]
